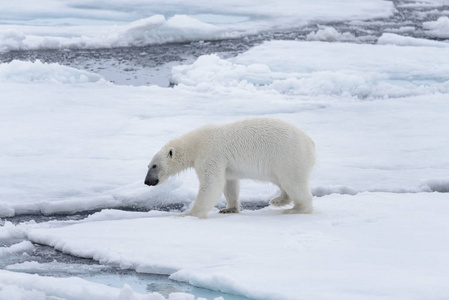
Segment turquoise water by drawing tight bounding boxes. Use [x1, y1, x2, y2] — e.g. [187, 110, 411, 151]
[83, 272, 254, 300]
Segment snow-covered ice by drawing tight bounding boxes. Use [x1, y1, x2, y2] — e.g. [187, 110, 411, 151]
[424, 16, 449, 39]
[0, 269, 204, 300]
[0, 241, 34, 258]
[2, 39, 449, 215]
[172, 40, 449, 98]
[0, 0, 394, 51]
[377, 32, 449, 47]
[22, 192, 449, 300]
[0, 60, 104, 84]
[305, 27, 357, 42]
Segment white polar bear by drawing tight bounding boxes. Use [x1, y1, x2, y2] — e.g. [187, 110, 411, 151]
[145, 118, 315, 218]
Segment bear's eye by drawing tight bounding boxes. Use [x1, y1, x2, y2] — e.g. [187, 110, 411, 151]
[151, 164, 157, 169]
[168, 149, 173, 158]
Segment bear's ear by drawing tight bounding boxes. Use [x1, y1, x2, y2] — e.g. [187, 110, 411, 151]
[168, 148, 174, 158]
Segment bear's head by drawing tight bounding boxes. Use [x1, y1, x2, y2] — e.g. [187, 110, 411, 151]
[145, 146, 175, 186]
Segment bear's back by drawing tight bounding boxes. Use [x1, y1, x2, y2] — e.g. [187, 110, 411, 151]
[205, 118, 313, 181]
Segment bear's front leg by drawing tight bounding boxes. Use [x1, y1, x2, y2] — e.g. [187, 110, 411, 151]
[183, 172, 226, 218]
[219, 179, 241, 214]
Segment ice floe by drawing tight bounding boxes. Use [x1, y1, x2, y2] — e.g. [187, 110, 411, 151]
[23, 192, 449, 300]
[1, 39, 449, 216]
[0, 0, 395, 51]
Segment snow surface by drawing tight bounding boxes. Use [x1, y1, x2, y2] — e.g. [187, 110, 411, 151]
[0, 0, 395, 51]
[18, 192, 449, 300]
[378, 32, 449, 47]
[1, 39, 449, 217]
[172, 40, 449, 98]
[0, 60, 104, 84]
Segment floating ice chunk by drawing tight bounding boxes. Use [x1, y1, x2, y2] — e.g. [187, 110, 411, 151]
[106, 15, 226, 47]
[424, 16, 449, 39]
[306, 26, 356, 42]
[378, 33, 449, 47]
[0, 60, 104, 84]
[0, 269, 190, 299]
[0, 15, 236, 51]
[0, 241, 34, 258]
[0, 30, 27, 52]
[0, 222, 27, 240]
[172, 54, 274, 88]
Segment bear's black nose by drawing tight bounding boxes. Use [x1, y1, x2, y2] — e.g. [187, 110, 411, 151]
[144, 178, 159, 186]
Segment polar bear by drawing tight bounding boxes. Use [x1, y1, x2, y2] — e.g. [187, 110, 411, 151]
[145, 118, 315, 218]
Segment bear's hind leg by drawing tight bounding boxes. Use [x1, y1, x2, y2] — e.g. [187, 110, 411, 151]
[220, 179, 241, 214]
[282, 185, 313, 214]
[269, 190, 291, 207]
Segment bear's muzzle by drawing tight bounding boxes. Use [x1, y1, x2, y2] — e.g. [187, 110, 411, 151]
[145, 178, 159, 186]
[144, 169, 159, 186]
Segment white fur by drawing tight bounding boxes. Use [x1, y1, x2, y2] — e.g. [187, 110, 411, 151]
[146, 118, 315, 218]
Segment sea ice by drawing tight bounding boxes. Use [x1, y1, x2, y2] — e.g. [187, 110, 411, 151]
[378, 32, 449, 47]
[0, 269, 201, 300]
[1, 39, 449, 216]
[424, 16, 449, 39]
[306, 26, 356, 42]
[0, 241, 34, 258]
[0, 0, 394, 51]
[172, 40, 449, 98]
[0, 60, 104, 84]
[25, 192, 449, 300]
